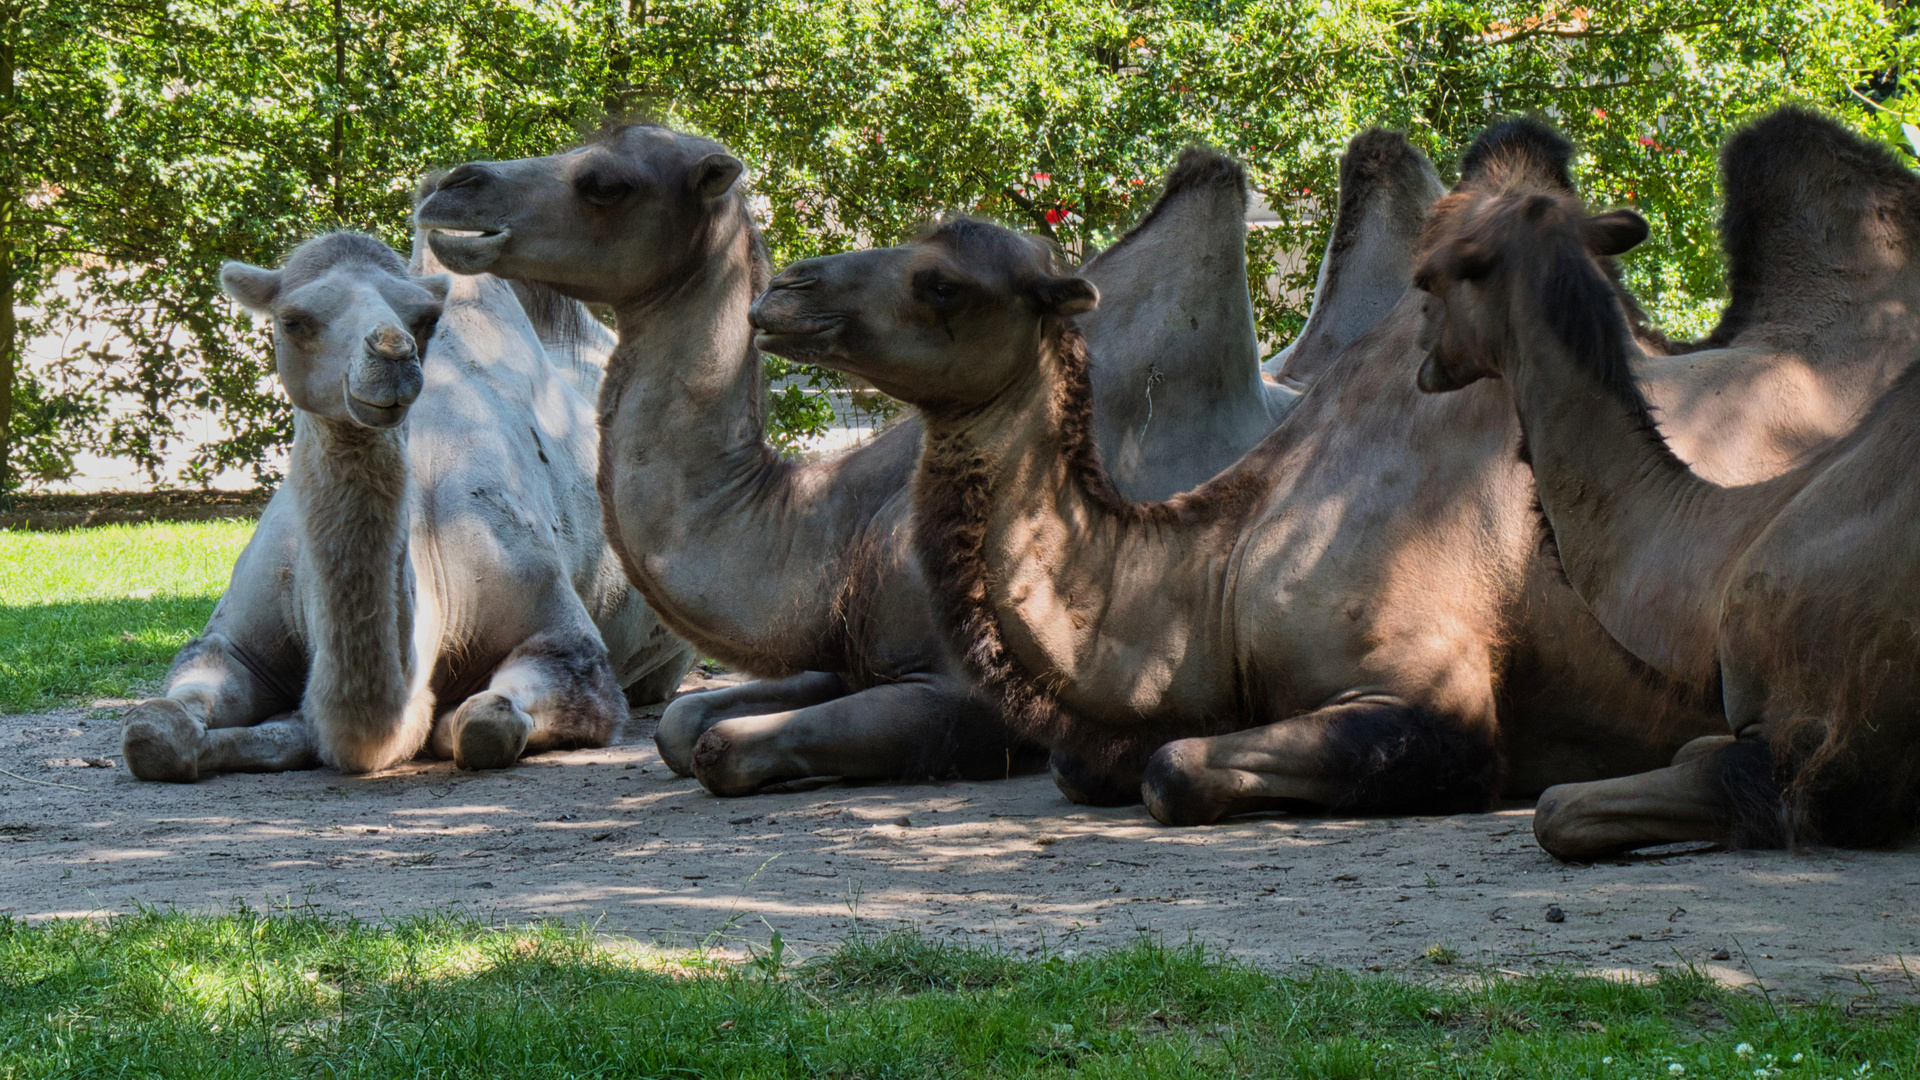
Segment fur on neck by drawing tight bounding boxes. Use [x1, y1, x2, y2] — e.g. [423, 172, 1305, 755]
[914, 325, 1265, 772]
[292, 415, 423, 768]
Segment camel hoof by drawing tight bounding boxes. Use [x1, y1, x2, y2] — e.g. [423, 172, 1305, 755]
[1140, 740, 1227, 826]
[654, 695, 709, 777]
[1048, 750, 1143, 806]
[121, 699, 202, 783]
[1531, 782, 1617, 862]
[453, 693, 532, 771]
[690, 724, 768, 797]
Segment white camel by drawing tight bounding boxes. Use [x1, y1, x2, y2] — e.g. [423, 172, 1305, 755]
[118, 229, 690, 781]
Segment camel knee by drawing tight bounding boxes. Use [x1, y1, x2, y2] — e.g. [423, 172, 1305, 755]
[656, 693, 721, 776]
[451, 692, 535, 771]
[1141, 739, 1231, 826]
[121, 698, 205, 783]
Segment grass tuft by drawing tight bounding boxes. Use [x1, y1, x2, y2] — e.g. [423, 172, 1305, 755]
[0, 910, 1914, 1078]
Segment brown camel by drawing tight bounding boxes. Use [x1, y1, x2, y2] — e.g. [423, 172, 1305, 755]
[414, 125, 1434, 796]
[748, 114, 1920, 825]
[1415, 116, 1920, 856]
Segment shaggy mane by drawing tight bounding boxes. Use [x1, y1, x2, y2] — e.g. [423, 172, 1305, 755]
[1459, 117, 1574, 192]
[913, 325, 1265, 770]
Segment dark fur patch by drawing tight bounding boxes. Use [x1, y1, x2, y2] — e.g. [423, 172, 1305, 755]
[496, 631, 625, 750]
[1314, 699, 1504, 814]
[1459, 117, 1575, 191]
[1712, 737, 1789, 848]
[1327, 129, 1441, 258]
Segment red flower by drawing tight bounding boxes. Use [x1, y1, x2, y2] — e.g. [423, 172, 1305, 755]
[1593, 107, 1607, 119]
[1045, 208, 1066, 225]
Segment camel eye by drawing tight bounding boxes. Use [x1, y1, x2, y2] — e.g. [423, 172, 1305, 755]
[575, 171, 635, 207]
[916, 272, 965, 305]
[279, 313, 315, 339]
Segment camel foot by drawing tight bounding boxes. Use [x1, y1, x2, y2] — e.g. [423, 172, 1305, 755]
[1048, 749, 1143, 806]
[690, 722, 768, 797]
[1140, 740, 1230, 826]
[452, 693, 533, 771]
[121, 699, 203, 783]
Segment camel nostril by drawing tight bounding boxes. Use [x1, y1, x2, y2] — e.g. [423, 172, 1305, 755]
[772, 275, 818, 291]
[438, 164, 489, 191]
[365, 328, 416, 362]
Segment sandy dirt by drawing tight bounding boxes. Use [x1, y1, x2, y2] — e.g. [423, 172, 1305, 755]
[5, 671, 1918, 1001]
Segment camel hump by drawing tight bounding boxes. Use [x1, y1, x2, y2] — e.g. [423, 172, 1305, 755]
[1327, 129, 1445, 256]
[1156, 145, 1249, 210]
[1458, 117, 1574, 192]
[1707, 106, 1920, 344]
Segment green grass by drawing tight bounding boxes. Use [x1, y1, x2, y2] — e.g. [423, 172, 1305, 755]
[1, 912, 1914, 1078]
[0, 520, 255, 713]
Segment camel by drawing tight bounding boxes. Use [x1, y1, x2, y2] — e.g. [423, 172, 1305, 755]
[414, 124, 1439, 796]
[747, 113, 1920, 825]
[118, 230, 691, 782]
[1414, 116, 1920, 855]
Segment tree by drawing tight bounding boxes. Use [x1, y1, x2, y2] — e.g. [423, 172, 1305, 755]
[9, 0, 1914, 491]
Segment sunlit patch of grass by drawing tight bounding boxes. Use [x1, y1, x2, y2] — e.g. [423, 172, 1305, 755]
[1, 910, 1916, 1078]
[0, 519, 255, 712]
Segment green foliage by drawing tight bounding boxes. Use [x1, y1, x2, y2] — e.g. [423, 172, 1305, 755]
[6, 0, 1915, 490]
[2, 912, 1917, 1077]
[0, 518, 254, 711]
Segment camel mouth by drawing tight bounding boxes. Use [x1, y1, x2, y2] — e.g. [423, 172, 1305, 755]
[752, 319, 842, 358]
[425, 226, 512, 273]
[345, 393, 410, 429]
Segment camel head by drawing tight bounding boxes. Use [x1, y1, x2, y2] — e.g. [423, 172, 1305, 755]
[749, 219, 1099, 412]
[414, 124, 746, 305]
[1412, 187, 1649, 394]
[221, 234, 448, 429]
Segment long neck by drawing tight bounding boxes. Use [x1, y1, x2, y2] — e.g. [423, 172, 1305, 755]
[596, 214, 903, 674]
[1496, 257, 1813, 691]
[292, 413, 414, 726]
[915, 328, 1263, 766]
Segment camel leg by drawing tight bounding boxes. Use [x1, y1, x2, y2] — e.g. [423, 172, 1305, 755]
[435, 631, 626, 771]
[1139, 698, 1501, 826]
[689, 678, 1040, 797]
[655, 672, 848, 776]
[198, 714, 320, 773]
[121, 634, 300, 783]
[1532, 737, 1783, 860]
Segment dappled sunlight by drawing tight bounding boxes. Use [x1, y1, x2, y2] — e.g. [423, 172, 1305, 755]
[4, 705, 1919, 998]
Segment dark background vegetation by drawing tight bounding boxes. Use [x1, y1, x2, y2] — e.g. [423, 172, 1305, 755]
[5, 0, 1915, 491]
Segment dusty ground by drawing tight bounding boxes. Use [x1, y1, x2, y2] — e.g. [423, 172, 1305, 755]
[5, 671, 1918, 1001]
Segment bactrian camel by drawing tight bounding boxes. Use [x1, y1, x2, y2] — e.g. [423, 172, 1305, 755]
[749, 113, 1920, 825]
[415, 123, 1438, 796]
[119, 230, 691, 782]
[1415, 112, 1920, 855]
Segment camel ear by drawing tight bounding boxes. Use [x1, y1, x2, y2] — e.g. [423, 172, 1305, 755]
[1034, 276, 1099, 317]
[1579, 209, 1649, 257]
[221, 261, 282, 312]
[690, 153, 744, 200]
[412, 273, 451, 300]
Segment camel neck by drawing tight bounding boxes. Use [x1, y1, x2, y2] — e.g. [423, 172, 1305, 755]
[914, 328, 1261, 747]
[1496, 255, 1809, 690]
[595, 219, 906, 674]
[289, 414, 416, 727]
